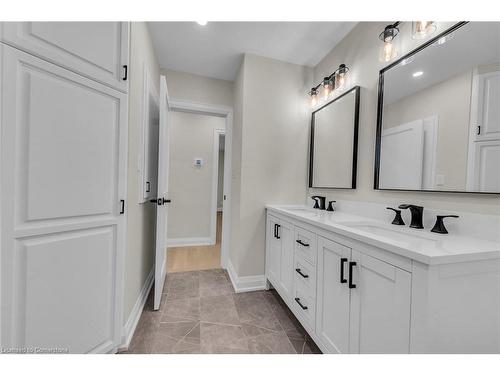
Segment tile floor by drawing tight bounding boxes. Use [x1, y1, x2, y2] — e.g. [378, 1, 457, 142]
[123, 269, 322, 354]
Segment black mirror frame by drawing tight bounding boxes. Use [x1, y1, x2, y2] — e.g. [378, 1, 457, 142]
[373, 21, 498, 195]
[309, 85, 360, 189]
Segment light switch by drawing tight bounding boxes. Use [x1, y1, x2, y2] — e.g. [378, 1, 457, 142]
[194, 158, 204, 168]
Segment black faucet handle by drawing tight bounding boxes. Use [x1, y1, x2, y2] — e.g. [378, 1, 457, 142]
[326, 200, 336, 212]
[386, 207, 405, 225]
[311, 196, 320, 209]
[398, 204, 423, 210]
[431, 215, 459, 234]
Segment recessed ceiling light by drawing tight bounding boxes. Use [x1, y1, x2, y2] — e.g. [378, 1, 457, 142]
[196, 21, 207, 26]
[412, 71, 424, 78]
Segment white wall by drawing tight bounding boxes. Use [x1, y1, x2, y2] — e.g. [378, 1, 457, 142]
[230, 54, 312, 277]
[309, 22, 500, 215]
[124, 22, 160, 322]
[167, 112, 225, 240]
[161, 68, 233, 107]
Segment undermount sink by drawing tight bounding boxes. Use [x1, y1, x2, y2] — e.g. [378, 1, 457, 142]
[283, 207, 320, 217]
[339, 222, 438, 246]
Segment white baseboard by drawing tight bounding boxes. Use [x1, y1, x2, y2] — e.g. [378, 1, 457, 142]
[226, 260, 266, 293]
[167, 237, 213, 248]
[119, 267, 154, 351]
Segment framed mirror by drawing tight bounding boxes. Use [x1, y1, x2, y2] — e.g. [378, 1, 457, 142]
[375, 22, 500, 194]
[309, 86, 360, 189]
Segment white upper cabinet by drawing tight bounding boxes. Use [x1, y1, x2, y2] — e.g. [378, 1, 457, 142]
[348, 250, 411, 354]
[0, 22, 129, 92]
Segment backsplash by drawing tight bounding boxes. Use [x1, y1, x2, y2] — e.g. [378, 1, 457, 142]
[304, 196, 500, 243]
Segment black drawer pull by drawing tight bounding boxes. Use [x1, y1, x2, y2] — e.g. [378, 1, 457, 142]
[340, 258, 348, 284]
[295, 268, 309, 279]
[296, 239, 310, 247]
[349, 261, 357, 289]
[295, 297, 308, 310]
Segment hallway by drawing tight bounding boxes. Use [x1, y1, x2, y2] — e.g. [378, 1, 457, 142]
[124, 269, 321, 354]
[167, 212, 223, 273]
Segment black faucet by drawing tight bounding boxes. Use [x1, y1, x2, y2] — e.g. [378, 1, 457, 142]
[431, 215, 459, 234]
[311, 195, 326, 210]
[398, 204, 424, 229]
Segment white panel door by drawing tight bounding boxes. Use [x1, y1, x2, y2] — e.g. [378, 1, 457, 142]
[0, 22, 129, 92]
[266, 215, 281, 287]
[379, 120, 424, 189]
[0, 45, 128, 353]
[278, 220, 294, 301]
[476, 72, 500, 141]
[349, 250, 411, 353]
[472, 140, 500, 192]
[153, 75, 171, 310]
[315, 237, 351, 354]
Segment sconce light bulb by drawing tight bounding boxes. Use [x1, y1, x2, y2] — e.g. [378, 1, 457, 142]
[412, 21, 436, 39]
[382, 41, 396, 62]
[311, 95, 317, 107]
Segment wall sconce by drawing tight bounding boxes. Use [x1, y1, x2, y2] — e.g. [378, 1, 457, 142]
[412, 21, 436, 39]
[309, 87, 319, 107]
[307, 64, 350, 107]
[334, 64, 349, 90]
[379, 22, 400, 62]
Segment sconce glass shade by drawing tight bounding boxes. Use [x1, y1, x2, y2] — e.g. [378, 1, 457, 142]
[412, 21, 436, 39]
[309, 87, 318, 107]
[322, 77, 333, 98]
[379, 24, 400, 62]
[334, 64, 349, 90]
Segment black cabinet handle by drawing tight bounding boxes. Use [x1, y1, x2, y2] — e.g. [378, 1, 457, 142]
[295, 268, 309, 279]
[348, 261, 357, 289]
[294, 297, 308, 310]
[146, 181, 150, 193]
[340, 258, 348, 283]
[296, 239, 310, 247]
[120, 199, 125, 214]
[276, 224, 281, 239]
[273, 224, 277, 238]
[122, 65, 128, 81]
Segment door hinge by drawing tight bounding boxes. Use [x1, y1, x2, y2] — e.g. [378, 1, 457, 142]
[122, 65, 128, 81]
[224, 195, 227, 200]
[120, 199, 125, 214]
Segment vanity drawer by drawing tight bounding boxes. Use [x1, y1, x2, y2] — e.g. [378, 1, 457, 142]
[293, 284, 316, 331]
[294, 226, 317, 265]
[294, 256, 317, 298]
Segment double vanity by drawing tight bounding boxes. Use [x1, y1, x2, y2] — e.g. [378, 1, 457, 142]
[265, 205, 500, 354]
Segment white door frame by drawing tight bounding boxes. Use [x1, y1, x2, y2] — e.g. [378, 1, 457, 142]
[168, 100, 233, 269]
[211, 128, 225, 245]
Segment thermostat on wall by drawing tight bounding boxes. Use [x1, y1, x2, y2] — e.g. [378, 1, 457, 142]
[194, 158, 204, 168]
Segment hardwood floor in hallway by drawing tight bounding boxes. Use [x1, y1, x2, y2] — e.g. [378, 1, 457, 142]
[167, 212, 223, 273]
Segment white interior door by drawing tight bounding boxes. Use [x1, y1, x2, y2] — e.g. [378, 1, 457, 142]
[379, 120, 424, 189]
[0, 45, 127, 353]
[153, 75, 171, 310]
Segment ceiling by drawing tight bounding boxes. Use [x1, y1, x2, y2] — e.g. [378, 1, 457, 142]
[148, 22, 357, 81]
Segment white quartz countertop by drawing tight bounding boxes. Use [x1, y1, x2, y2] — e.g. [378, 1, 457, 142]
[266, 205, 500, 265]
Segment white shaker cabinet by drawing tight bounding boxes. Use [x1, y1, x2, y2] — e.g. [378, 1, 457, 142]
[348, 249, 411, 353]
[0, 22, 129, 92]
[265, 215, 294, 302]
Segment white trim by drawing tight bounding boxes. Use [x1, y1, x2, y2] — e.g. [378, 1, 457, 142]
[210, 129, 225, 246]
[168, 99, 233, 269]
[119, 267, 154, 351]
[167, 237, 212, 248]
[226, 260, 267, 293]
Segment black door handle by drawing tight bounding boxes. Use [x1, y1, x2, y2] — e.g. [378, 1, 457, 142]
[340, 258, 348, 283]
[348, 261, 357, 289]
[294, 297, 308, 310]
[295, 268, 309, 279]
[296, 239, 310, 247]
[149, 198, 171, 206]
